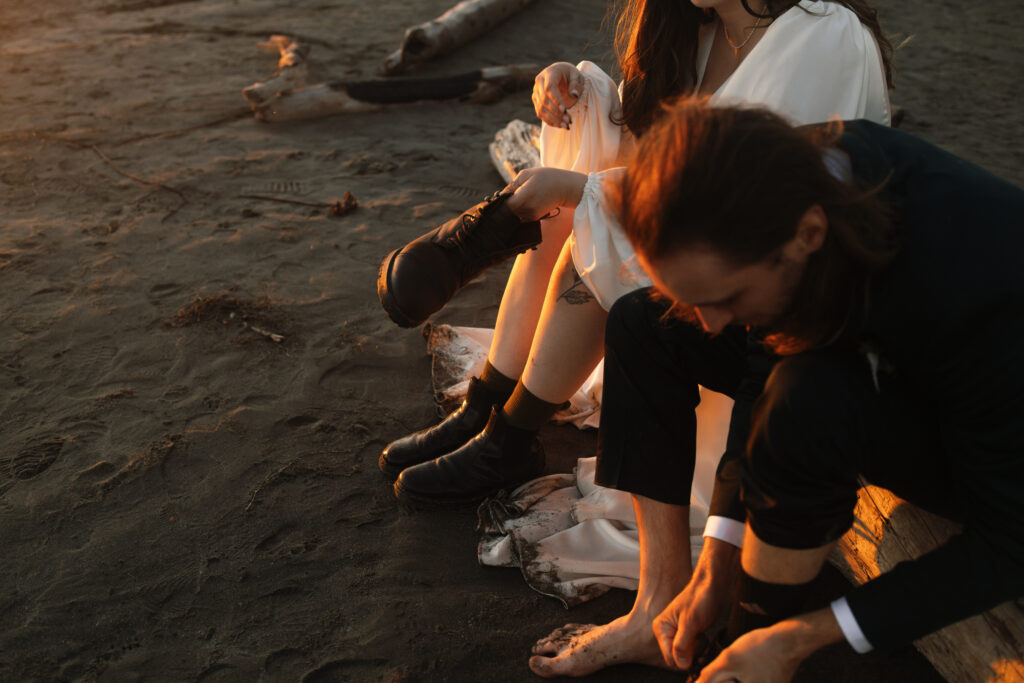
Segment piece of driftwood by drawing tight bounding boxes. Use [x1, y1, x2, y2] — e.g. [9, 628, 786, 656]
[237, 190, 358, 217]
[832, 484, 1024, 682]
[254, 64, 539, 123]
[383, 0, 537, 75]
[243, 35, 310, 104]
[489, 118, 540, 183]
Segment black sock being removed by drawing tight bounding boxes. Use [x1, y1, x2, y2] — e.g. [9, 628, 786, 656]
[726, 568, 819, 643]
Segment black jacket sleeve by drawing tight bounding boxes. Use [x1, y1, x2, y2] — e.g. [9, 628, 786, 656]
[709, 337, 776, 522]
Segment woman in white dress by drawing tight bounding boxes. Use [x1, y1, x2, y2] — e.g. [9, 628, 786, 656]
[386, 0, 891, 501]
[385, 1, 892, 673]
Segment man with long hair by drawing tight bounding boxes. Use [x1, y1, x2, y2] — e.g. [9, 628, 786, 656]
[598, 100, 1024, 680]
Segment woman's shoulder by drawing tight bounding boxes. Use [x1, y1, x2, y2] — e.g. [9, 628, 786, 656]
[778, 1, 875, 52]
[786, 1, 868, 31]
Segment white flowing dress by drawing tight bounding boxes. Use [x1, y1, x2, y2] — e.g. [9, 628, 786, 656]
[451, 1, 891, 606]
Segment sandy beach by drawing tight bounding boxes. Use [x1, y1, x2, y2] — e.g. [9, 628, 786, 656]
[1, 0, 1020, 680]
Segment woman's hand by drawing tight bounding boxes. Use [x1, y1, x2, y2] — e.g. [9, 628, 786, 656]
[532, 62, 585, 129]
[504, 167, 588, 222]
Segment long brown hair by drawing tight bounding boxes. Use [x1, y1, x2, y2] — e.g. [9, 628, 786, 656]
[612, 0, 895, 136]
[618, 99, 899, 354]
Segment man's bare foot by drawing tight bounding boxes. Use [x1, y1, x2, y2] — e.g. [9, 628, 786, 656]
[528, 612, 674, 678]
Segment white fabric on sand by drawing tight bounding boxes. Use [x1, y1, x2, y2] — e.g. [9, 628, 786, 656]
[477, 385, 734, 605]
[441, 0, 891, 605]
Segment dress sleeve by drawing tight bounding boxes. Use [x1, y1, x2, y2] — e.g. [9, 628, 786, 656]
[716, 1, 890, 126]
[568, 168, 653, 311]
[539, 61, 623, 174]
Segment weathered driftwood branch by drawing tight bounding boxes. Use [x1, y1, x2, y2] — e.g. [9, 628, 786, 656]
[254, 64, 539, 123]
[237, 191, 358, 217]
[243, 35, 310, 104]
[832, 484, 1024, 682]
[489, 118, 539, 183]
[383, 0, 537, 75]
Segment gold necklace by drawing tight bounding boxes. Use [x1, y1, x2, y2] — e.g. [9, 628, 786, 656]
[723, 13, 765, 57]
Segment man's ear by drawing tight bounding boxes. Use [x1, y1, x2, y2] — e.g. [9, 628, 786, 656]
[784, 204, 828, 261]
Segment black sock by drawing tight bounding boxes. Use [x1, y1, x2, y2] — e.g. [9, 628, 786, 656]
[477, 360, 517, 405]
[501, 382, 563, 431]
[726, 569, 816, 643]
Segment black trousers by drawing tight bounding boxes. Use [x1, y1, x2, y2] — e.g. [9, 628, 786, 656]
[595, 289, 761, 511]
[596, 288, 963, 538]
[596, 289, 986, 650]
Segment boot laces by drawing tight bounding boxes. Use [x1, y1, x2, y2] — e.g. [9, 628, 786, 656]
[446, 196, 519, 274]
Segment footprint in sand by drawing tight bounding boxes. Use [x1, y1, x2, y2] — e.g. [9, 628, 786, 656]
[147, 282, 184, 301]
[2, 439, 64, 480]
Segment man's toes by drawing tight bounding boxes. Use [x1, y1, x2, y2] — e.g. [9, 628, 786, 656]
[529, 654, 571, 678]
[532, 639, 564, 656]
[561, 623, 593, 635]
[546, 623, 587, 639]
[533, 623, 596, 653]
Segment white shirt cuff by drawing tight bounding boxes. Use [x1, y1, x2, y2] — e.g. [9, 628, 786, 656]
[831, 597, 874, 653]
[703, 516, 745, 548]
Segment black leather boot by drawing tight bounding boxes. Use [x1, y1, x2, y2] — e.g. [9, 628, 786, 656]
[379, 378, 499, 481]
[394, 408, 545, 509]
[377, 193, 542, 328]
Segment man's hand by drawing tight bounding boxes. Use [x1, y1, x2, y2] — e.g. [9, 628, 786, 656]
[504, 167, 588, 222]
[653, 538, 740, 670]
[696, 608, 845, 683]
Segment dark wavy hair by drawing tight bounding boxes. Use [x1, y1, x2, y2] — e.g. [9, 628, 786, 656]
[616, 99, 899, 354]
[612, 0, 895, 136]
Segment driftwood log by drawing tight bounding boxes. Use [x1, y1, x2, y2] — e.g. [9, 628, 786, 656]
[242, 36, 310, 104]
[489, 118, 540, 183]
[383, 0, 537, 75]
[832, 485, 1024, 682]
[253, 64, 539, 123]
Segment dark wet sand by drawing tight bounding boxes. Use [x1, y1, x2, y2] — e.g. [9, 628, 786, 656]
[0, 0, 1019, 680]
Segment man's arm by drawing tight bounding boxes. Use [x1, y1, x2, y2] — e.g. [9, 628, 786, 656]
[705, 339, 776, 543]
[843, 468, 1024, 651]
[653, 538, 741, 670]
[696, 607, 845, 683]
[844, 297, 1024, 651]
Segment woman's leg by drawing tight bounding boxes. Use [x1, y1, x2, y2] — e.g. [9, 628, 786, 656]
[516, 237, 607, 405]
[486, 208, 574, 380]
[381, 209, 574, 483]
[394, 238, 608, 505]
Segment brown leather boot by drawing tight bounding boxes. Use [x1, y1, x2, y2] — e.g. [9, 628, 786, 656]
[377, 193, 542, 327]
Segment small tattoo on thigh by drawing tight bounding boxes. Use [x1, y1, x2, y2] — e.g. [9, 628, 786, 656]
[557, 269, 595, 305]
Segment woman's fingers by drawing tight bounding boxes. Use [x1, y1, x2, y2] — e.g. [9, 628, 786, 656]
[535, 93, 569, 128]
[531, 89, 558, 127]
[533, 63, 580, 128]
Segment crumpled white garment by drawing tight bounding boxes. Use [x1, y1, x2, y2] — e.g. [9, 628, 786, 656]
[467, 0, 891, 607]
[476, 390, 733, 608]
[478, 458, 700, 607]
